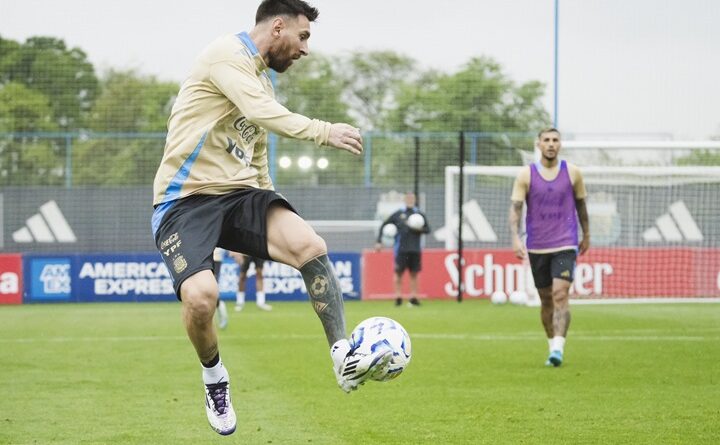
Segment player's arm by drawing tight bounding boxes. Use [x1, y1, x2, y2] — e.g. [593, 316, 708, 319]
[209, 60, 362, 155]
[419, 212, 431, 234]
[572, 168, 590, 255]
[509, 168, 529, 259]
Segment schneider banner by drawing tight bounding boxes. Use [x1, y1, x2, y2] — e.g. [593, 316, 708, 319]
[362, 248, 720, 299]
[22, 252, 361, 303]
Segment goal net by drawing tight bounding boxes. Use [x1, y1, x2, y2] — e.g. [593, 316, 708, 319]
[443, 165, 720, 300]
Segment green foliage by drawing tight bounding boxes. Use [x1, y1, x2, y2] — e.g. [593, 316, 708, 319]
[1, 301, 718, 444]
[0, 82, 57, 132]
[0, 35, 552, 187]
[0, 35, 98, 129]
[676, 149, 720, 165]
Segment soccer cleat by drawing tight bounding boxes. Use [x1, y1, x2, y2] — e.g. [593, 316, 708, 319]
[256, 303, 273, 311]
[394, 298, 403, 307]
[234, 304, 244, 312]
[216, 300, 228, 330]
[331, 339, 393, 393]
[408, 297, 421, 307]
[204, 378, 237, 435]
[547, 350, 563, 367]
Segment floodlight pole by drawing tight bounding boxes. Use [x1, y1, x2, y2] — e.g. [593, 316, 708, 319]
[457, 131, 465, 303]
[413, 136, 420, 197]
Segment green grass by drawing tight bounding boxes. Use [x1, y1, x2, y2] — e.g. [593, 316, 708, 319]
[1, 300, 719, 445]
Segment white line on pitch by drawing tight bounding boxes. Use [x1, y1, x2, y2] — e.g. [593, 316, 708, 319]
[0, 332, 716, 344]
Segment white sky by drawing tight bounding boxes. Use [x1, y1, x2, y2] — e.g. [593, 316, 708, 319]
[2, 0, 719, 139]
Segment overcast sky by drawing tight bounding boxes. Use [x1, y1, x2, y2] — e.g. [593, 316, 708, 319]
[2, 0, 719, 139]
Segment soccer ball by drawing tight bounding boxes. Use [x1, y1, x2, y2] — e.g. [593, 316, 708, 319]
[490, 290, 508, 304]
[509, 290, 528, 305]
[382, 223, 398, 237]
[406, 213, 425, 230]
[350, 316, 412, 382]
[381, 223, 398, 247]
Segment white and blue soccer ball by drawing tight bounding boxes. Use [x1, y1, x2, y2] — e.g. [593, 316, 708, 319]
[406, 213, 425, 230]
[381, 223, 398, 247]
[350, 316, 412, 382]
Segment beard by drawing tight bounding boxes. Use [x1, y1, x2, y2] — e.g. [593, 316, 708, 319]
[267, 43, 295, 73]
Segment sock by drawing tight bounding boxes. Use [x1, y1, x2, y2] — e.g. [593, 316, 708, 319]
[256, 291, 266, 306]
[547, 338, 553, 352]
[202, 355, 228, 385]
[299, 254, 346, 346]
[551, 336, 566, 353]
[236, 291, 245, 305]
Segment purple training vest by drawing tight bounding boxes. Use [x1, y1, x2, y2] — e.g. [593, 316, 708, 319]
[525, 160, 578, 250]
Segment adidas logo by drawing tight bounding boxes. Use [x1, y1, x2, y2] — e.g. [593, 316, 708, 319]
[642, 200, 702, 242]
[13, 200, 77, 243]
[434, 199, 497, 243]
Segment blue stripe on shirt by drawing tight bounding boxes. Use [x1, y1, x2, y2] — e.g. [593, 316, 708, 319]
[236, 32, 259, 55]
[151, 131, 208, 236]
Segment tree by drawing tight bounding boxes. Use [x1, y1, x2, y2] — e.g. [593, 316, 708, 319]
[0, 82, 63, 186]
[73, 70, 178, 185]
[0, 35, 98, 129]
[337, 51, 417, 131]
[274, 54, 364, 186]
[372, 56, 551, 184]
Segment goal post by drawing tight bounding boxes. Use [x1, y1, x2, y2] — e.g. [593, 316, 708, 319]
[443, 165, 720, 300]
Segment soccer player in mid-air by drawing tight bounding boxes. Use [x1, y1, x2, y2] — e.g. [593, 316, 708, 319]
[508, 128, 590, 367]
[151, 0, 392, 436]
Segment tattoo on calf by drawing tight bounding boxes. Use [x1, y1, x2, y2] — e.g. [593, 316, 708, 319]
[553, 309, 572, 337]
[300, 255, 346, 345]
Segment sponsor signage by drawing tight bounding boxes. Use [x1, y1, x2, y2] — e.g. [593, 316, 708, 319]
[217, 253, 361, 302]
[0, 254, 23, 304]
[362, 248, 720, 299]
[22, 252, 361, 303]
[25, 255, 73, 302]
[75, 254, 176, 302]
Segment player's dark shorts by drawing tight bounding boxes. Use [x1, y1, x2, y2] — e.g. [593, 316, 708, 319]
[153, 188, 295, 299]
[240, 256, 265, 273]
[395, 252, 421, 274]
[528, 249, 577, 289]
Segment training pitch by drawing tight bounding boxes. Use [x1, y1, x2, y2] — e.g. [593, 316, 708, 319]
[1, 300, 718, 444]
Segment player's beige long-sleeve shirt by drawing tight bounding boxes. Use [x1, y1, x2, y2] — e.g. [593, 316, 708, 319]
[152, 32, 332, 206]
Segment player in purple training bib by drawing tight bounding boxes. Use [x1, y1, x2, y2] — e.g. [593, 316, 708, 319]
[509, 128, 590, 367]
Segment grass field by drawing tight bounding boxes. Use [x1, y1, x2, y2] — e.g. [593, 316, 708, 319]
[1, 300, 719, 445]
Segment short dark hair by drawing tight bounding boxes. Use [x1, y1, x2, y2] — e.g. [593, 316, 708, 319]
[537, 127, 561, 139]
[256, 0, 319, 24]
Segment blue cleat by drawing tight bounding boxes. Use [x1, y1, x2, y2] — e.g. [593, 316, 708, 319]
[547, 350, 563, 367]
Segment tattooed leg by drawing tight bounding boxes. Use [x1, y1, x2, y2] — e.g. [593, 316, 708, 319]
[300, 254, 347, 346]
[552, 280, 572, 337]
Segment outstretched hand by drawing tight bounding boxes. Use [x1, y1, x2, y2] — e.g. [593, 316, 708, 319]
[328, 123, 363, 155]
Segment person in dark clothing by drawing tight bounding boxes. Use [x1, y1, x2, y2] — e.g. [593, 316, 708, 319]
[375, 192, 431, 306]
